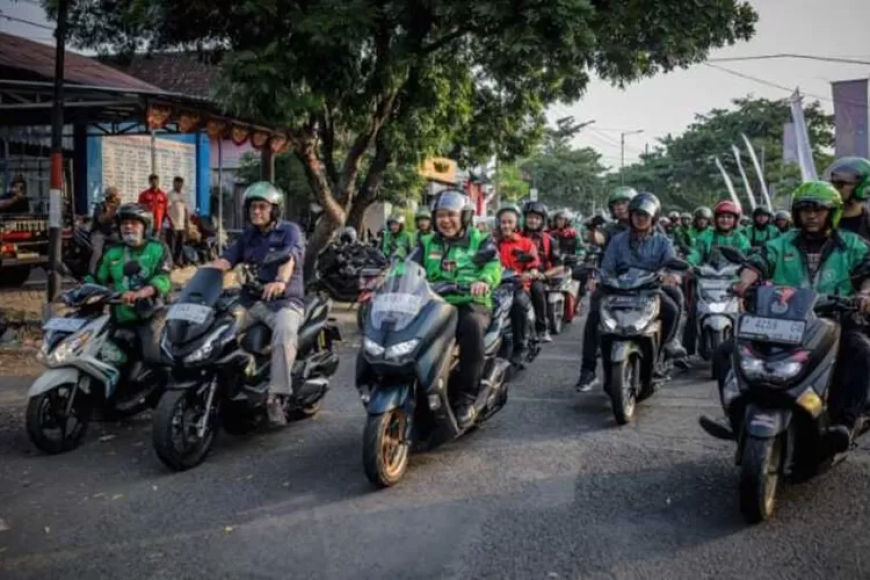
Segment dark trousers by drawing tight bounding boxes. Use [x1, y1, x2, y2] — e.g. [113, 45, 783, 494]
[510, 287, 532, 354]
[580, 284, 682, 373]
[530, 280, 547, 332]
[682, 276, 697, 354]
[714, 328, 870, 428]
[455, 303, 490, 405]
[167, 230, 186, 265]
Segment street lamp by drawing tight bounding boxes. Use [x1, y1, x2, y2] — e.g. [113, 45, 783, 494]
[620, 129, 644, 183]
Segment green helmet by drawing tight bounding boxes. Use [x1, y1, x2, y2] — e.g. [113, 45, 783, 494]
[116, 203, 154, 235]
[791, 180, 844, 228]
[496, 203, 522, 220]
[414, 208, 431, 221]
[680, 212, 692, 220]
[693, 206, 713, 220]
[823, 157, 870, 201]
[387, 213, 406, 227]
[243, 181, 284, 222]
[607, 186, 638, 208]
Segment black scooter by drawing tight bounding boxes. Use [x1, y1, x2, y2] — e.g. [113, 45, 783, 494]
[356, 256, 511, 487]
[152, 251, 340, 471]
[700, 246, 870, 523]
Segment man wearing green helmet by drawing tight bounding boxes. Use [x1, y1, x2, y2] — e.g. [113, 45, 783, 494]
[211, 181, 306, 426]
[746, 207, 780, 248]
[710, 181, 870, 452]
[825, 157, 870, 241]
[687, 206, 713, 247]
[413, 208, 434, 245]
[88, 202, 173, 364]
[382, 213, 412, 258]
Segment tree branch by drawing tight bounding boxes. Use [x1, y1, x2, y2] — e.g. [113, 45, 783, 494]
[318, 109, 340, 189]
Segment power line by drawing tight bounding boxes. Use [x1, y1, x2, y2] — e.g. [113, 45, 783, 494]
[0, 12, 56, 32]
[707, 53, 870, 66]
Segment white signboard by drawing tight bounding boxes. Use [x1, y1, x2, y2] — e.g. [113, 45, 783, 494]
[101, 135, 197, 208]
[530, 188, 539, 201]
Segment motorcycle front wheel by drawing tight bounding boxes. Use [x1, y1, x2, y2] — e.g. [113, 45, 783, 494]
[152, 388, 217, 472]
[362, 409, 410, 488]
[739, 435, 783, 524]
[608, 354, 640, 425]
[26, 381, 92, 454]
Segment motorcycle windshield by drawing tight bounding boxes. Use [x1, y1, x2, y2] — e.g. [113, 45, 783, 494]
[751, 286, 816, 320]
[370, 260, 430, 332]
[602, 268, 657, 290]
[165, 267, 224, 345]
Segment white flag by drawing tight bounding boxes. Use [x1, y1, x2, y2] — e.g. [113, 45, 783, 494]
[741, 134, 773, 211]
[789, 89, 818, 181]
[714, 157, 741, 211]
[731, 144, 756, 211]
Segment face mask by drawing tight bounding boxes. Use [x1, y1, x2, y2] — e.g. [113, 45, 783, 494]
[123, 232, 144, 246]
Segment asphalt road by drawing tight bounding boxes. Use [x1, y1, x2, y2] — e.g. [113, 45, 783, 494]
[2, 318, 870, 580]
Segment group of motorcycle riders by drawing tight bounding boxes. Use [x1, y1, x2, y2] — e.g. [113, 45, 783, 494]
[73, 154, 870, 451]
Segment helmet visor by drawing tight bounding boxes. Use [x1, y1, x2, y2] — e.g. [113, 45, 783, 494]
[630, 198, 658, 217]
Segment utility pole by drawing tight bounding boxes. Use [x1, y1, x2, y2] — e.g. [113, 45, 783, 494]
[620, 129, 644, 184]
[47, 0, 68, 316]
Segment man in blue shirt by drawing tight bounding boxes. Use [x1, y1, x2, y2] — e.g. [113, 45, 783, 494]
[576, 192, 687, 391]
[212, 182, 305, 426]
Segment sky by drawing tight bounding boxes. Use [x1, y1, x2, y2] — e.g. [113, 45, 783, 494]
[2, 0, 869, 169]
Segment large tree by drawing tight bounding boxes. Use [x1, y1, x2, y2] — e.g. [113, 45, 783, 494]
[54, 0, 757, 272]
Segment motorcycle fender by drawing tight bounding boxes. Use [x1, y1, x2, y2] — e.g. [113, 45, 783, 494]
[744, 405, 792, 438]
[610, 341, 636, 363]
[702, 315, 732, 332]
[28, 368, 87, 398]
[367, 383, 412, 415]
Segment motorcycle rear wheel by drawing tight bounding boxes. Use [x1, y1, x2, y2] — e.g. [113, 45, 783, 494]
[739, 435, 783, 524]
[609, 354, 639, 425]
[362, 409, 410, 488]
[152, 389, 217, 472]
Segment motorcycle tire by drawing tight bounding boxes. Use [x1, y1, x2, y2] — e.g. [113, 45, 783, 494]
[608, 354, 640, 425]
[739, 435, 783, 524]
[705, 328, 724, 379]
[152, 389, 217, 472]
[287, 401, 321, 421]
[549, 304, 564, 335]
[26, 383, 92, 454]
[362, 409, 410, 488]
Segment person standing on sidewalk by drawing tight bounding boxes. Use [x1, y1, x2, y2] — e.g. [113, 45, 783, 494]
[138, 174, 168, 243]
[89, 186, 121, 275]
[167, 176, 190, 266]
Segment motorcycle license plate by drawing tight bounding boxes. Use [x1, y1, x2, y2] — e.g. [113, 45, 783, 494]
[738, 315, 805, 345]
[168, 303, 212, 324]
[372, 293, 422, 315]
[43, 317, 87, 332]
[609, 295, 639, 307]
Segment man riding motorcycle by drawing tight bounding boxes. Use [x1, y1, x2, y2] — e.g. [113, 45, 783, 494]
[706, 181, 870, 452]
[551, 208, 583, 257]
[587, 187, 637, 249]
[575, 193, 687, 391]
[88, 203, 172, 366]
[673, 211, 693, 252]
[523, 200, 561, 343]
[773, 210, 792, 234]
[410, 190, 501, 428]
[414, 209, 434, 245]
[211, 181, 306, 427]
[495, 204, 542, 367]
[746, 206, 780, 247]
[825, 157, 870, 240]
[689, 206, 713, 246]
[382, 213, 412, 258]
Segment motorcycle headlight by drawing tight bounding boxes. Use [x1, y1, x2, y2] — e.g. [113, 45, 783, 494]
[47, 330, 93, 366]
[739, 352, 805, 384]
[363, 337, 385, 357]
[386, 339, 420, 361]
[184, 325, 231, 363]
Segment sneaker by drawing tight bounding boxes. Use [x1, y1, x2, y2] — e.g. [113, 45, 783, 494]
[665, 341, 687, 359]
[266, 396, 288, 427]
[540, 331, 553, 343]
[827, 424, 853, 454]
[575, 369, 598, 393]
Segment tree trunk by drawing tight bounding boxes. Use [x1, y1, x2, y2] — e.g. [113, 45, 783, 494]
[347, 138, 391, 238]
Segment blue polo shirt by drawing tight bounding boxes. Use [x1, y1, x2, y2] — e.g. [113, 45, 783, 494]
[222, 221, 305, 311]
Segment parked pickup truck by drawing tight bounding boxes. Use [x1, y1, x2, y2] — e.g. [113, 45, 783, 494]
[0, 214, 73, 287]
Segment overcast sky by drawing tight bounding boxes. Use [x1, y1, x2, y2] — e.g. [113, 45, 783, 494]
[2, 0, 869, 169]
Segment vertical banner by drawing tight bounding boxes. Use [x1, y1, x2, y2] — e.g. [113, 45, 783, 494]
[831, 78, 869, 159]
[741, 133, 773, 210]
[782, 122, 799, 165]
[730, 144, 757, 211]
[714, 157, 741, 211]
[788, 90, 818, 182]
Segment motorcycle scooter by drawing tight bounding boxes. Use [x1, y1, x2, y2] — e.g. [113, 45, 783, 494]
[693, 261, 741, 377]
[356, 257, 511, 487]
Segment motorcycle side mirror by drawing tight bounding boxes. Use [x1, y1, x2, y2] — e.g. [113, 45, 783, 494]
[719, 246, 747, 265]
[123, 261, 142, 277]
[664, 258, 690, 272]
[512, 250, 536, 264]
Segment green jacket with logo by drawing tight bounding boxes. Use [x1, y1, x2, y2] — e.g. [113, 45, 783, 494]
[746, 224, 780, 247]
[382, 230, 413, 259]
[748, 229, 870, 295]
[413, 229, 501, 309]
[687, 229, 751, 266]
[687, 226, 710, 249]
[90, 240, 172, 323]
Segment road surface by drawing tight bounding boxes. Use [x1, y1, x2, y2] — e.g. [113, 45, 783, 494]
[1, 319, 869, 579]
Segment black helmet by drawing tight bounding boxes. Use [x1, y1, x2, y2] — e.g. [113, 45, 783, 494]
[431, 189, 474, 228]
[753, 206, 771, 218]
[116, 203, 154, 235]
[522, 200, 549, 219]
[628, 192, 662, 223]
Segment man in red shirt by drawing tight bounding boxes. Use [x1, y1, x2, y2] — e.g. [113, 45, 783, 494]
[495, 204, 542, 367]
[138, 174, 168, 240]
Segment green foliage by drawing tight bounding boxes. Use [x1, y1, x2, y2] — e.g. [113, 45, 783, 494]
[237, 152, 313, 210]
[494, 163, 530, 203]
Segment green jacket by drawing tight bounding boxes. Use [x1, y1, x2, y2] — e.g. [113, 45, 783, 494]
[90, 240, 172, 323]
[413, 229, 501, 309]
[746, 224, 780, 247]
[748, 229, 870, 295]
[687, 229, 751, 266]
[672, 226, 693, 252]
[687, 226, 710, 248]
[382, 230, 413, 258]
[412, 231, 434, 248]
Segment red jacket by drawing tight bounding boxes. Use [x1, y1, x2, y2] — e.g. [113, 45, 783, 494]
[497, 233, 540, 290]
[138, 188, 168, 233]
[525, 231, 558, 271]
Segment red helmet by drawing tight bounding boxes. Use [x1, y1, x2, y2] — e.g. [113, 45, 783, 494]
[714, 200, 741, 219]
